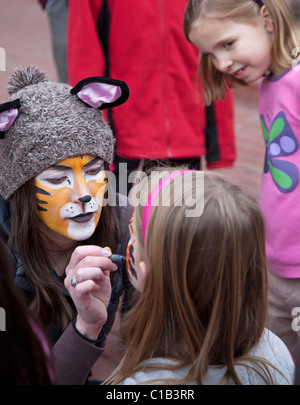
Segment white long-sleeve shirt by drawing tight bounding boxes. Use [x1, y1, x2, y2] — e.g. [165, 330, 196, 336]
[118, 329, 295, 385]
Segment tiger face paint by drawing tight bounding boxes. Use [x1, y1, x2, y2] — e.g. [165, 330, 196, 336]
[34, 155, 107, 241]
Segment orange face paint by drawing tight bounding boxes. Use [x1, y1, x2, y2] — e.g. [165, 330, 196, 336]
[126, 213, 137, 282]
[34, 154, 107, 241]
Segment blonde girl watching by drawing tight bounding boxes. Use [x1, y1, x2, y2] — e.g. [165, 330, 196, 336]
[105, 169, 294, 385]
[183, 0, 300, 104]
[184, 0, 300, 359]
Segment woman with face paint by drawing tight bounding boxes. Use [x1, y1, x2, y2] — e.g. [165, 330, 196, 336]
[0, 65, 133, 384]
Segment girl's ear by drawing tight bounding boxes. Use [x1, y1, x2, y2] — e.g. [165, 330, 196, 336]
[260, 5, 274, 33]
[70, 77, 130, 110]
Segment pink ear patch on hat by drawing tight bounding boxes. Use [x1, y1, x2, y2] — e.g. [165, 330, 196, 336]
[77, 82, 122, 109]
[0, 109, 18, 131]
[0, 99, 21, 135]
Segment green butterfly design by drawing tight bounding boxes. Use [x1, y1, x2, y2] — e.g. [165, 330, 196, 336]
[261, 111, 299, 193]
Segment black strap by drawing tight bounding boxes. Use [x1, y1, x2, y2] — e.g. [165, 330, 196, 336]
[205, 103, 220, 163]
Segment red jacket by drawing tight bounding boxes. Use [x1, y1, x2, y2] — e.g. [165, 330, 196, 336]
[68, 0, 236, 168]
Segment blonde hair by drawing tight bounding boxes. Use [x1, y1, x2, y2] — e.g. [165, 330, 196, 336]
[183, 0, 300, 105]
[106, 169, 281, 385]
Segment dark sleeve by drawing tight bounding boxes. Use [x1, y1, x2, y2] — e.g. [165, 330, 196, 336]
[0, 233, 16, 271]
[52, 322, 106, 385]
[206, 91, 236, 169]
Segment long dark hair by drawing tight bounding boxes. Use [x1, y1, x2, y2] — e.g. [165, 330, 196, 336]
[8, 164, 119, 327]
[0, 235, 55, 384]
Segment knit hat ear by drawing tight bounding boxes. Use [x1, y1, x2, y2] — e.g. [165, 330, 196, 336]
[0, 65, 130, 200]
[71, 77, 130, 110]
[0, 99, 21, 137]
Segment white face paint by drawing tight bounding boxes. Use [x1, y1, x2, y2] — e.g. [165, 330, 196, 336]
[34, 155, 107, 241]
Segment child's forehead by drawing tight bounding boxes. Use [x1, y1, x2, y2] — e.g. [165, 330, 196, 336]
[189, 17, 229, 50]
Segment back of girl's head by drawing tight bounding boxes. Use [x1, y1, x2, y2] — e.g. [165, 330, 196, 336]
[111, 170, 268, 384]
[183, 0, 300, 105]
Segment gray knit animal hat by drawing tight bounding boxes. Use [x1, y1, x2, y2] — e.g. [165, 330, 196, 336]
[0, 65, 129, 200]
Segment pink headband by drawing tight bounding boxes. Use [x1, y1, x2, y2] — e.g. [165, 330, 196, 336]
[142, 170, 196, 242]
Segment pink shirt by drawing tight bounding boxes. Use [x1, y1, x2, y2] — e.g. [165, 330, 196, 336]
[259, 66, 300, 277]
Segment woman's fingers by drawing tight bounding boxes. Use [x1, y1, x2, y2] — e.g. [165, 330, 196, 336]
[63, 245, 119, 338]
[65, 245, 115, 276]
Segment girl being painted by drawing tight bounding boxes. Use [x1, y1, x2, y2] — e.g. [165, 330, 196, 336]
[0, 65, 133, 384]
[106, 169, 295, 385]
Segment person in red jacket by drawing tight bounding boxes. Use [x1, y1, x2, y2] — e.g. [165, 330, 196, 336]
[68, 0, 236, 195]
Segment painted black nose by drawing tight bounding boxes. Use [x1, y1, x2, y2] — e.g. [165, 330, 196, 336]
[78, 195, 92, 203]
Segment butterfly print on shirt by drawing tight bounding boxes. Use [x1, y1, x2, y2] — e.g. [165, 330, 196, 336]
[261, 111, 299, 193]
